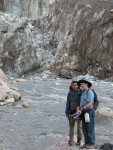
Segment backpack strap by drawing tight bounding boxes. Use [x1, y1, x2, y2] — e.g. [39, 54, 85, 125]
[86, 89, 94, 103]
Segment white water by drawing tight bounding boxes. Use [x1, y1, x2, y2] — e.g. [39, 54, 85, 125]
[0, 77, 113, 150]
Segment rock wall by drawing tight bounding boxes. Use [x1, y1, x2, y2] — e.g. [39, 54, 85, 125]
[0, 0, 113, 79]
[0, 12, 55, 76]
[47, 0, 113, 78]
[3, 0, 55, 19]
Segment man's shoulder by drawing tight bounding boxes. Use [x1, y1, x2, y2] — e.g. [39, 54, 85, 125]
[87, 90, 94, 96]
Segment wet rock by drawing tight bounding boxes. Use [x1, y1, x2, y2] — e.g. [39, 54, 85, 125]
[10, 90, 21, 101]
[10, 87, 19, 92]
[15, 102, 30, 109]
[21, 102, 30, 108]
[15, 104, 23, 109]
[10, 77, 14, 80]
[6, 98, 15, 103]
[0, 101, 6, 106]
[15, 78, 27, 83]
[0, 79, 21, 104]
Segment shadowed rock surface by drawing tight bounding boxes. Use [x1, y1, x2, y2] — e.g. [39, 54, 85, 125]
[47, 0, 113, 79]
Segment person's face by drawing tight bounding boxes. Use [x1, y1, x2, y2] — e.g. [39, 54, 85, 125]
[80, 83, 88, 89]
[72, 83, 78, 90]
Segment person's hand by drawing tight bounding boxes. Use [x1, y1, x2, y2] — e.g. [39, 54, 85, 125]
[79, 107, 83, 111]
[80, 107, 85, 112]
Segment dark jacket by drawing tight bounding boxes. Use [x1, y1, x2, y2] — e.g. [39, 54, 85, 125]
[65, 88, 82, 114]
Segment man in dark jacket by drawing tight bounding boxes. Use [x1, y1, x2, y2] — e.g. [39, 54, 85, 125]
[65, 81, 82, 146]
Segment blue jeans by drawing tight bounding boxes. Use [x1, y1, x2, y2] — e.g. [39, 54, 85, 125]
[82, 108, 95, 145]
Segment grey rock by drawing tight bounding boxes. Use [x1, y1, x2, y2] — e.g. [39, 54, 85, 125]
[3, 0, 55, 19]
[21, 102, 30, 108]
[0, 79, 21, 104]
[15, 78, 27, 83]
[0, 0, 113, 79]
[0, 21, 8, 33]
[6, 98, 15, 103]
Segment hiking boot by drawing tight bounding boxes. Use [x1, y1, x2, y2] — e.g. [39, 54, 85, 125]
[85, 144, 94, 149]
[68, 140, 75, 146]
[80, 143, 89, 149]
[76, 139, 81, 146]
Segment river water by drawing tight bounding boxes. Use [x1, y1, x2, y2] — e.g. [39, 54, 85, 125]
[0, 77, 113, 150]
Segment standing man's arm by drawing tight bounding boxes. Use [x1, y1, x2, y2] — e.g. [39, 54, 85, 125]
[65, 92, 70, 115]
[82, 91, 94, 110]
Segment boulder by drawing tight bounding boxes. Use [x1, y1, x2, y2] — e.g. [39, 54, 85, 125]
[15, 78, 27, 83]
[21, 102, 30, 108]
[6, 98, 15, 103]
[15, 105, 23, 109]
[9, 90, 21, 101]
[0, 79, 21, 104]
[10, 87, 19, 92]
[0, 102, 7, 106]
[16, 102, 30, 109]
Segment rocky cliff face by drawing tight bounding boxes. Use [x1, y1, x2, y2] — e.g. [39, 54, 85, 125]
[0, 12, 55, 76]
[47, 0, 113, 78]
[0, 0, 113, 78]
[3, 0, 55, 19]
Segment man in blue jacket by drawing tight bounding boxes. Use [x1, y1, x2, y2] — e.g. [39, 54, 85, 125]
[78, 79, 95, 149]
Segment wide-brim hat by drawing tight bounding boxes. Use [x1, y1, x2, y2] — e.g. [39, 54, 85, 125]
[77, 79, 92, 88]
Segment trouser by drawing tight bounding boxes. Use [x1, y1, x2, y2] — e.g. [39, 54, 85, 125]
[82, 108, 95, 145]
[68, 116, 82, 141]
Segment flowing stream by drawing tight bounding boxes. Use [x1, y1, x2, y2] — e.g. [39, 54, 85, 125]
[0, 77, 113, 150]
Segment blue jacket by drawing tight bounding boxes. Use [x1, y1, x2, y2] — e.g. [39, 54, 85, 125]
[65, 88, 82, 114]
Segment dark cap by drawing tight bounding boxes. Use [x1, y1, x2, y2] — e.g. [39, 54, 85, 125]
[77, 79, 92, 88]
